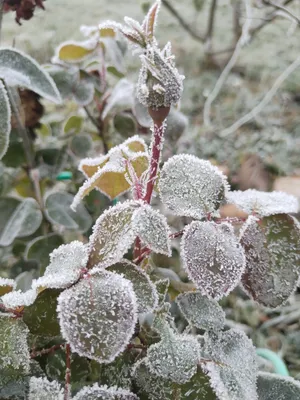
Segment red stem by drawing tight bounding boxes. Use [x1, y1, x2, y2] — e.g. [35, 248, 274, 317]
[30, 343, 64, 359]
[64, 344, 71, 400]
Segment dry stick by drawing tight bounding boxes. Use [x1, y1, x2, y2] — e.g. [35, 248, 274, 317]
[64, 344, 71, 400]
[203, 0, 252, 127]
[205, 0, 218, 53]
[263, 0, 300, 25]
[220, 53, 300, 137]
[161, 0, 205, 42]
[84, 105, 109, 154]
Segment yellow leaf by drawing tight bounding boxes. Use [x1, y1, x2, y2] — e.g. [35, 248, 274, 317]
[57, 40, 97, 62]
[99, 27, 116, 37]
[80, 155, 109, 178]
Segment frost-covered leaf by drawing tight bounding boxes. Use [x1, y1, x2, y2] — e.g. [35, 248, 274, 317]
[257, 372, 300, 400]
[102, 79, 134, 119]
[1, 288, 37, 309]
[29, 377, 64, 400]
[0, 81, 11, 160]
[56, 39, 97, 63]
[203, 329, 258, 400]
[147, 332, 200, 384]
[57, 270, 137, 363]
[23, 289, 62, 336]
[240, 214, 300, 308]
[71, 134, 93, 157]
[159, 155, 229, 219]
[226, 189, 299, 217]
[143, 0, 161, 39]
[88, 201, 138, 268]
[132, 204, 171, 256]
[176, 291, 225, 332]
[114, 112, 137, 137]
[0, 48, 61, 103]
[63, 115, 83, 135]
[133, 97, 152, 128]
[181, 221, 245, 300]
[45, 192, 92, 232]
[0, 316, 30, 386]
[108, 259, 158, 313]
[73, 383, 139, 400]
[0, 278, 16, 296]
[0, 197, 42, 247]
[33, 241, 88, 290]
[155, 278, 169, 305]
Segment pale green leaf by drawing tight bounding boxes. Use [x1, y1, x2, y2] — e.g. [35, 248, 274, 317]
[0, 81, 11, 160]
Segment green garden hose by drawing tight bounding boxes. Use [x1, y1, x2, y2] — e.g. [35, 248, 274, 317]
[256, 348, 289, 377]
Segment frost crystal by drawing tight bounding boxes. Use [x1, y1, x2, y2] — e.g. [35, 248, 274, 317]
[57, 270, 137, 363]
[240, 214, 300, 308]
[88, 200, 139, 268]
[181, 221, 245, 300]
[257, 372, 300, 400]
[73, 383, 139, 399]
[176, 291, 225, 331]
[203, 329, 258, 400]
[159, 155, 229, 219]
[132, 204, 171, 256]
[146, 332, 200, 384]
[0, 278, 16, 296]
[1, 288, 37, 309]
[33, 241, 88, 290]
[29, 377, 64, 400]
[226, 189, 299, 217]
[108, 260, 158, 313]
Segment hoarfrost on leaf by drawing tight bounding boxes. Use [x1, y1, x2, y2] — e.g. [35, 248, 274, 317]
[33, 241, 88, 290]
[181, 221, 245, 300]
[203, 329, 258, 400]
[226, 189, 299, 217]
[73, 383, 139, 399]
[88, 200, 139, 268]
[132, 204, 171, 256]
[0, 81, 11, 160]
[108, 259, 158, 313]
[0, 278, 16, 296]
[159, 155, 229, 219]
[1, 288, 37, 309]
[176, 291, 225, 331]
[57, 270, 137, 363]
[256, 372, 300, 400]
[28, 377, 64, 400]
[146, 332, 200, 384]
[240, 214, 300, 308]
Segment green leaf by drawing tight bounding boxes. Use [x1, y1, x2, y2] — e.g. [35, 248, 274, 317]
[25, 234, 64, 274]
[70, 134, 93, 157]
[0, 197, 42, 247]
[102, 79, 134, 119]
[56, 40, 97, 63]
[2, 129, 26, 168]
[176, 291, 225, 332]
[57, 270, 138, 363]
[0, 81, 11, 160]
[240, 214, 300, 308]
[0, 48, 61, 103]
[0, 278, 16, 296]
[63, 115, 83, 135]
[23, 288, 62, 336]
[73, 383, 139, 400]
[257, 372, 300, 400]
[44, 192, 92, 232]
[0, 316, 30, 387]
[108, 260, 158, 313]
[114, 112, 137, 137]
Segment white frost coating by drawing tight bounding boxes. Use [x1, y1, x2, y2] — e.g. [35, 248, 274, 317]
[0, 81, 11, 160]
[146, 332, 200, 384]
[181, 221, 245, 300]
[132, 204, 171, 256]
[102, 79, 135, 119]
[73, 383, 139, 399]
[107, 259, 159, 313]
[29, 377, 64, 400]
[1, 288, 37, 309]
[159, 154, 229, 219]
[0, 278, 16, 292]
[0, 48, 61, 104]
[176, 291, 225, 331]
[32, 241, 88, 290]
[88, 200, 139, 268]
[203, 329, 258, 400]
[257, 371, 300, 400]
[57, 270, 138, 363]
[240, 214, 300, 308]
[226, 189, 299, 217]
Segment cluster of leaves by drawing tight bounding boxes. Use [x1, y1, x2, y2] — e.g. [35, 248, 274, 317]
[1, 1, 300, 399]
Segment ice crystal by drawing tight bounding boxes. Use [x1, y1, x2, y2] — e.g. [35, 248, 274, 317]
[226, 189, 299, 217]
[176, 291, 225, 332]
[240, 214, 300, 308]
[108, 260, 158, 313]
[155, 278, 170, 305]
[0, 278, 16, 296]
[181, 221, 245, 300]
[1, 288, 37, 309]
[57, 270, 137, 363]
[257, 372, 300, 400]
[88, 200, 139, 268]
[32, 241, 88, 290]
[28, 377, 64, 400]
[132, 204, 171, 256]
[159, 155, 229, 219]
[73, 383, 139, 399]
[203, 329, 258, 400]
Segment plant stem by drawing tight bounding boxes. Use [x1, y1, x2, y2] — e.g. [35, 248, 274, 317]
[64, 344, 71, 400]
[30, 343, 64, 359]
[205, 0, 218, 53]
